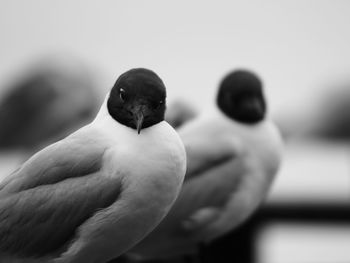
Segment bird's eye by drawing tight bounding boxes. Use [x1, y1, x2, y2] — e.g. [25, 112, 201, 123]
[119, 89, 126, 102]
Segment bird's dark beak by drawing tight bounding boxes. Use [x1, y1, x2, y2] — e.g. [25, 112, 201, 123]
[132, 105, 147, 134]
[246, 98, 263, 113]
[240, 98, 265, 121]
[136, 111, 144, 134]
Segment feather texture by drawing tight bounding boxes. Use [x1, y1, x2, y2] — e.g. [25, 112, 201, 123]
[0, 133, 122, 258]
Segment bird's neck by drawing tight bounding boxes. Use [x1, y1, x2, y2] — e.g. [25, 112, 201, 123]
[94, 93, 110, 122]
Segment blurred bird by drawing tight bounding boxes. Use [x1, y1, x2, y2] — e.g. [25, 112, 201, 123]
[0, 68, 186, 263]
[128, 69, 283, 260]
[0, 59, 100, 155]
[0, 58, 101, 183]
[165, 100, 198, 129]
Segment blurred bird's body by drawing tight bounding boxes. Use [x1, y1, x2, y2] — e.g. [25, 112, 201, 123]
[0, 69, 186, 263]
[129, 70, 283, 260]
[0, 59, 100, 182]
[0, 59, 100, 154]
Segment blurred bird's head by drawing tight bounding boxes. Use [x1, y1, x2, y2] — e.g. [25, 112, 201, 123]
[217, 70, 266, 124]
[107, 68, 166, 134]
[0, 60, 98, 152]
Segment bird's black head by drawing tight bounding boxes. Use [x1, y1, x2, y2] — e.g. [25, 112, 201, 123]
[107, 68, 166, 134]
[217, 70, 266, 124]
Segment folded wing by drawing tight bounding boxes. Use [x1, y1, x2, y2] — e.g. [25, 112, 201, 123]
[0, 136, 122, 258]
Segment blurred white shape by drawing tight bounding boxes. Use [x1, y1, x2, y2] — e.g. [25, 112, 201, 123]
[257, 223, 350, 263]
[267, 139, 350, 204]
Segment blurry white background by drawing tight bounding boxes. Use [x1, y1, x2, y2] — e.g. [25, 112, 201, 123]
[1, 1, 350, 114]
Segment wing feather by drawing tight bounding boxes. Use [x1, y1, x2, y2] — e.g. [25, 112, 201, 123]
[0, 131, 122, 257]
[0, 133, 105, 195]
[0, 172, 122, 257]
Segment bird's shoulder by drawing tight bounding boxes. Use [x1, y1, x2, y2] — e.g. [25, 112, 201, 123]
[179, 112, 241, 148]
[176, 114, 240, 179]
[183, 114, 241, 158]
[233, 119, 284, 176]
[154, 121, 187, 161]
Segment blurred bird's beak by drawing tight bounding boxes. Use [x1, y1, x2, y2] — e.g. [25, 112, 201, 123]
[243, 98, 264, 115]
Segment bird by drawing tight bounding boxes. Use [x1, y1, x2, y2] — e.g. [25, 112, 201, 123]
[0, 58, 100, 182]
[0, 68, 187, 263]
[127, 69, 283, 260]
[0, 58, 100, 154]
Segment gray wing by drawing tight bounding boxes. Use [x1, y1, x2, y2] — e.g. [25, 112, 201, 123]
[0, 136, 122, 258]
[0, 136, 104, 196]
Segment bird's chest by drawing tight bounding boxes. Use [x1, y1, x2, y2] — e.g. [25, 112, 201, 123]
[95, 121, 185, 210]
[102, 129, 176, 184]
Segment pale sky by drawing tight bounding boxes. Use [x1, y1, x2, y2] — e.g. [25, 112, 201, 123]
[0, 1, 350, 116]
